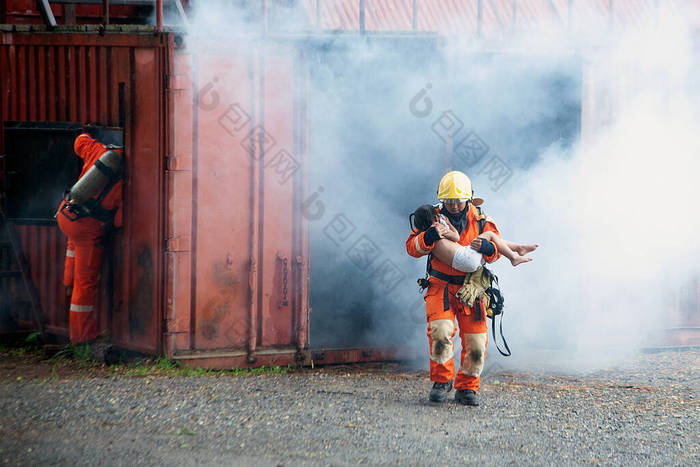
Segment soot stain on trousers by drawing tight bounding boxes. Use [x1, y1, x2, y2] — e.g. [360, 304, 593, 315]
[434, 339, 450, 359]
[471, 349, 483, 363]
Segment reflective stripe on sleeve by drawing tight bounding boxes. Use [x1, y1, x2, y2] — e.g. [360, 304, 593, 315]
[70, 304, 93, 313]
[66, 249, 75, 258]
[414, 236, 428, 255]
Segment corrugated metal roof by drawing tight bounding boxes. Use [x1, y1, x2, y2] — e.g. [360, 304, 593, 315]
[301, 0, 698, 35]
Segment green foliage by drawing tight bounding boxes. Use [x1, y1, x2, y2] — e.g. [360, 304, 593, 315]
[155, 357, 179, 371]
[231, 365, 292, 376]
[3, 339, 296, 377]
[24, 332, 43, 347]
[110, 359, 294, 378]
[51, 342, 94, 364]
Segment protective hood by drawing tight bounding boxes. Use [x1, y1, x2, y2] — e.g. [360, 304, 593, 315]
[440, 205, 468, 234]
[73, 133, 95, 159]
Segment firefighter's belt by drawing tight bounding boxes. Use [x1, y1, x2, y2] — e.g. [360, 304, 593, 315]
[66, 200, 116, 223]
[428, 268, 466, 312]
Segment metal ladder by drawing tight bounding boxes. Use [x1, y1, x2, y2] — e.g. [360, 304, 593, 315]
[0, 209, 45, 337]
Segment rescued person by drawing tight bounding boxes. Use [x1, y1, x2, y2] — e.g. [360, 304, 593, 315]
[409, 204, 537, 271]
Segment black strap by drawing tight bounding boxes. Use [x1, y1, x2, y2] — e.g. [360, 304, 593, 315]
[428, 267, 466, 284]
[82, 159, 122, 222]
[428, 262, 467, 312]
[492, 309, 511, 357]
[484, 276, 511, 357]
[94, 159, 120, 181]
[476, 206, 486, 234]
[59, 201, 89, 222]
[84, 201, 117, 223]
[443, 285, 449, 311]
[428, 267, 468, 312]
[59, 175, 120, 223]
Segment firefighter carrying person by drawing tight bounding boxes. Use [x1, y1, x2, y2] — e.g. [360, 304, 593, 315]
[405, 171, 537, 406]
[56, 129, 124, 349]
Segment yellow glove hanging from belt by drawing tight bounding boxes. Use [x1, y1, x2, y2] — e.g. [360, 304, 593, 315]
[456, 266, 492, 307]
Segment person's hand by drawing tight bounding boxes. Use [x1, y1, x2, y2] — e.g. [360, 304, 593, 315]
[432, 222, 450, 239]
[470, 238, 482, 251]
[66, 286, 73, 297]
[444, 230, 460, 242]
[441, 215, 456, 230]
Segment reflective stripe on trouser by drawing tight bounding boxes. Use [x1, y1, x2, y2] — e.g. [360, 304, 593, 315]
[63, 242, 75, 287]
[57, 214, 104, 343]
[426, 282, 488, 392]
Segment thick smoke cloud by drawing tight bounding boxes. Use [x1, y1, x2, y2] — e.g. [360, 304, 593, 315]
[185, 1, 700, 371]
[494, 11, 700, 371]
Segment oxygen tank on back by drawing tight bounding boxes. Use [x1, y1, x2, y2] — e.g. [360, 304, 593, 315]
[68, 149, 122, 205]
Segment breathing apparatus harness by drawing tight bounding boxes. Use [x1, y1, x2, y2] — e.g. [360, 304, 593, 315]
[415, 206, 511, 357]
[59, 147, 123, 224]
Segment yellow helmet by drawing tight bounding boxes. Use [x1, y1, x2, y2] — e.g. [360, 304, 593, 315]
[437, 171, 473, 201]
[437, 171, 484, 206]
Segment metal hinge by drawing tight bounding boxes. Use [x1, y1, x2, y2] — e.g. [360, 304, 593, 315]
[166, 155, 188, 171]
[165, 235, 189, 252]
[167, 74, 191, 91]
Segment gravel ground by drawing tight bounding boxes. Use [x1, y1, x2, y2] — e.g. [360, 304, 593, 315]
[0, 348, 698, 466]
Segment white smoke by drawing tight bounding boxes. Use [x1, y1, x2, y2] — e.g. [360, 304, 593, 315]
[485, 8, 700, 371]
[181, 1, 700, 371]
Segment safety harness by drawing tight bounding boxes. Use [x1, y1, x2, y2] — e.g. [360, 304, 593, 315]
[59, 158, 122, 223]
[417, 206, 511, 356]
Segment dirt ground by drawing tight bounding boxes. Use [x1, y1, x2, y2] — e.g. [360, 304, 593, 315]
[0, 347, 698, 466]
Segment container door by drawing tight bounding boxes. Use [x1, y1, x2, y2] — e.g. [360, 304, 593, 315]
[167, 44, 308, 361]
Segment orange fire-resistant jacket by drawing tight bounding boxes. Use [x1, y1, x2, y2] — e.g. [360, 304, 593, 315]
[406, 203, 500, 276]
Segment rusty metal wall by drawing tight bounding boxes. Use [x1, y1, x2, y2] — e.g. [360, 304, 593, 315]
[0, 31, 168, 353]
[165, 42, 310, 365]
[13, 223, 67, 331]
[1, 0, 179, 25]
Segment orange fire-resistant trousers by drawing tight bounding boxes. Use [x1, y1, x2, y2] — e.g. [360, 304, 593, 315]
[425, 281, 488, 392]
[58, 210, 104, 343]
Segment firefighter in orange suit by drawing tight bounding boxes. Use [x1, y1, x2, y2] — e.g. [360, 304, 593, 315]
[406, 171, 500, 406]
[57, 132, 123, 344]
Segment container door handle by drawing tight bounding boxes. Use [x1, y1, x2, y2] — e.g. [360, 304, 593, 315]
[277, 253, 288, 308]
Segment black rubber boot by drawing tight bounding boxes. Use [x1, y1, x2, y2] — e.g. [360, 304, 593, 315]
[89, 341, 118, 365]
[428, 380, 453, 403]
[455, 389, 479, 406]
